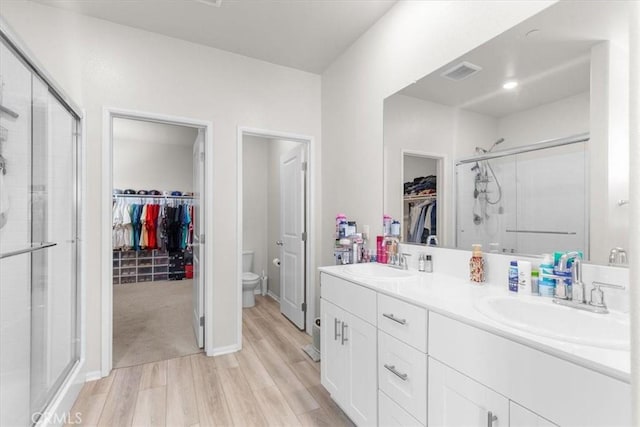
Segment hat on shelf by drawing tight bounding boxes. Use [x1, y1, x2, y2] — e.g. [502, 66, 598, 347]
[137, 190, 149, 195]
[124, 189, 136, 195]
[149, 190, 161, 195]
[113, 189, 123, 195]
[170, 191, 183, 196]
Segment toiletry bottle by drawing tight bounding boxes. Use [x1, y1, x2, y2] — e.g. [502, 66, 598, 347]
[517, 260, 532, 295]
[425, 255, 433, 273]
[376, 236, 385, 264]
[531, 270, 540, 295]
[391, 220, 400, 237]
[383, 215, 392, 236]
[538, 254, 555, 297]
[469, 244, 485, 283]
[509, 260, 519, 292]
[418, 253, 425, 272]
[335, 213, 346, 238]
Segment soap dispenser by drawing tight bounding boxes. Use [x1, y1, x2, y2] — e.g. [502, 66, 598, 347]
[469, 244, 485, 283]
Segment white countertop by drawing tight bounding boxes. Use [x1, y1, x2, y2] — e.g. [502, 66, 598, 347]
[318, 263, 630, 383]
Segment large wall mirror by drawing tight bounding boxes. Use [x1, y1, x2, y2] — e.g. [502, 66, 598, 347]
[383, 1, 631, 265]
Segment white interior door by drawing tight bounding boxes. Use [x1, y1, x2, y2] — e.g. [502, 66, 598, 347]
[192, 129, 205, 348]
[279, 145, 306, 329]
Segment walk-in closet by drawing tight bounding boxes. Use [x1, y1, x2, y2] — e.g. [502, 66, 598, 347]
[111, 117, 203, 368]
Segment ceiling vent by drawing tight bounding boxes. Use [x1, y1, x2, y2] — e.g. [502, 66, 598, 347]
[440, 61, 482, 81]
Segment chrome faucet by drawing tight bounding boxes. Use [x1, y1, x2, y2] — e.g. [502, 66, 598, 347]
[388, 253, 411, 270]
[557, 251, 585, 303]
[608, 247, 628, 266]
[540, 251, 624, 314]
[426, 235, 439, 246]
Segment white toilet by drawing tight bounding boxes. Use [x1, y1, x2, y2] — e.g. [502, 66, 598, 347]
[242, 250, 261, 308]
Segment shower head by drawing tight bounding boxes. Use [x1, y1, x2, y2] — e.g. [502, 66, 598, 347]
[488, 138, 505, 152]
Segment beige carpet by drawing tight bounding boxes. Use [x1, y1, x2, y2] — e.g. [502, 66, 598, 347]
[113, 279, 201, 368]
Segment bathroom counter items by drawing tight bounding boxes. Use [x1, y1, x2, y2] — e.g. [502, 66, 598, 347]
[318, 263, 630, 383]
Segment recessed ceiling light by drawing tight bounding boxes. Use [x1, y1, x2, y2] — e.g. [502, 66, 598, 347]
[503, 80, 519, 90]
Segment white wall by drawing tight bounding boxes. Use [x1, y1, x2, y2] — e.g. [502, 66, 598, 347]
[113, 119, 197, 192]
[497, 91, 589, 148]
[242, 136, 268, 285]
[322, 0, 556, 278]
[0, 0, 321, 372]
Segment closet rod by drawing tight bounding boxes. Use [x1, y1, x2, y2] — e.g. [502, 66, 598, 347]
[456, 132, 589, 165]
[113, 194, 194, 200]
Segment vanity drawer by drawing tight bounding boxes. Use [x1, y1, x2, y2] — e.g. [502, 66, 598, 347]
[378, 293, 427, 352]
[378, 330, 427, 425]
[379, 390, 424, 427]
[320, 273, 377, 325]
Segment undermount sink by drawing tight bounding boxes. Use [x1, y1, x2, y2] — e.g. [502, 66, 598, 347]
[474, 295, 630, 350]
[341, 263, 414, 280]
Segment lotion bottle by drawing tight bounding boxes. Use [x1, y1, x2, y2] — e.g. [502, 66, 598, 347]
[469, 244, 485, 283]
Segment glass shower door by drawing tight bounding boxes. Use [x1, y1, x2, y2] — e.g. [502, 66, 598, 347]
[0, 37, 80, 426]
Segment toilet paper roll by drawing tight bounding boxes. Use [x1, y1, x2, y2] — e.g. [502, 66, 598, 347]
[272, 258, 281, 267]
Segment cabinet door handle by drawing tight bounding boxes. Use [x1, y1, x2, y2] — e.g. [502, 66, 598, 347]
[341, 322, 348, 345]
[334, 318, 341, 341]
[487, 411, 498, 427]
[382, 313, 407, 325]
[384, 364, 408, 381]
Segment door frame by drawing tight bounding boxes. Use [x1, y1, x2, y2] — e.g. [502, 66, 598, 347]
[236, 126, 316, 339]
[101, 107, 214, 377]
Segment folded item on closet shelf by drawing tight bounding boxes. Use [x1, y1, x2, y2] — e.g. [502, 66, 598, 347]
[113, 188, 123, 195]
[124, 189, 136, 195]
[171, 191, 183, 196]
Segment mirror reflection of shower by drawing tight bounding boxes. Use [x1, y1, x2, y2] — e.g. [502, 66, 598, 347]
[471, 138, 504, 227]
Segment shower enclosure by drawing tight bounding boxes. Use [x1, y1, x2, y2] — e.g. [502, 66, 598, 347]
[1, 21, 83, 426]
[456, 134, 588, 257]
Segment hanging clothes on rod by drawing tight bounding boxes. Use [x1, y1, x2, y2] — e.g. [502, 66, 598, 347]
[112, 194, 194, 251]
[408, 199, 437, 244]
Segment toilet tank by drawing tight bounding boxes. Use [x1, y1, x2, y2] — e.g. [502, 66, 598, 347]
[242, 250, 254, 273]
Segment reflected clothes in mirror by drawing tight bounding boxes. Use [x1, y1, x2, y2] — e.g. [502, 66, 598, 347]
[408, 200, 436, 244]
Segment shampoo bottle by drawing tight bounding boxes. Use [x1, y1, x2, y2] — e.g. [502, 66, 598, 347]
[517, 260, 532, 295]
[509, 261, 519, 292]
[538, 254, 555, 297]
[469, 244, 485, 283]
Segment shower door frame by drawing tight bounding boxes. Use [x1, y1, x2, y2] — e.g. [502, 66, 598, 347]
[0, 16, 87, 426]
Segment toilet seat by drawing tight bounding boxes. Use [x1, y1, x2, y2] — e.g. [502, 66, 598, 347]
[243, 272, 260, 282]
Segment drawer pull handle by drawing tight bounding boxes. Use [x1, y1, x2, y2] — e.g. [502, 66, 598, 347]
[487, 411, 498, 427]
[382, 313, 407, 325]
[384, 364, 408, 381]
[334, 318, 341, 341]
[341, 322, 348, 345]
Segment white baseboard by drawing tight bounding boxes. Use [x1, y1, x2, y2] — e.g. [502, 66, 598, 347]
[267, 290, 280, 302]
[85, 370, 102, 382]
[210, 344, 241, 356]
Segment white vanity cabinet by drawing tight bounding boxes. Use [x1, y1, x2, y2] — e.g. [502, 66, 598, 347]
[428, 312, 630, 426]
[428, 357, 508, 427]
[509, 402, 557, 427]
[320, 274, 378, 426]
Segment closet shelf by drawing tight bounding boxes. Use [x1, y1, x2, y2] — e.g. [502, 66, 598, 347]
[0, 104, 19, 119]
[113, 193, 194, 200]
[404, 194, 437, 202]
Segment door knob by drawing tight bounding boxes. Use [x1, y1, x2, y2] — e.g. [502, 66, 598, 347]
[276, 240, 284, 246]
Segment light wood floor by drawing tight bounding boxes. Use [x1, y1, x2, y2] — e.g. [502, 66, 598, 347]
[68, 295, 354, 426]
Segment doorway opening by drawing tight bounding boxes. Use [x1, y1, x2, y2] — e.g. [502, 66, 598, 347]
[237, 128, 316, 353]
[102, 109, 213, 376]
[401, 151, 445, 245]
